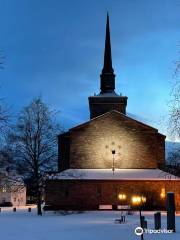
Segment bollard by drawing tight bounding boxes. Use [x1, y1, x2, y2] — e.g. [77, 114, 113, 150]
[0, 208, 1, 212]
[143, 220, 147, 229]
[141, 216, 147, 229]
[28, 208, 31, 212]
[154, 212, 161, 230]
[121, 215, 125, 223]
[167, 192, 176, 232]
[13, 207, 16, 212]
[141, 216, 145, 222]
[112, 205, 117, 210]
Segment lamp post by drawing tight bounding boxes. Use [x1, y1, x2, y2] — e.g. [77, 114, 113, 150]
[118, 193, 127, 222]
[132, 196, 146, 240]
[118, 193, 127, 210]
[112, 150, 115, 174]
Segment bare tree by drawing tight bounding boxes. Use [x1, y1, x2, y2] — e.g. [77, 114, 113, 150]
[165, 150, 180, 177]
[169, 81, 180, 139]
[11, 97, 60, 215]
[166, 53, 180, 176]
[0, 101, 9, 135]
[0, 144, 14, 170]
[0, 49, 11, 181]
[0, 50, 9, 135]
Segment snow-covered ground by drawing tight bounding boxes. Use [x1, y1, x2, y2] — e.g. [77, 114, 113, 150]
[0, 208, 179, 240]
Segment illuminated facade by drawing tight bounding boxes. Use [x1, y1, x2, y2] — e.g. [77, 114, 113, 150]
[45, 14, 180, 211]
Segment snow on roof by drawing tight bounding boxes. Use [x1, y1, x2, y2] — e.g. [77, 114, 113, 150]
[48, 169, 179, 181]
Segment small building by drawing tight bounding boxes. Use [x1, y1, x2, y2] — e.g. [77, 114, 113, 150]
[0, 172, 26, 207]
[45, 14, 180, 211]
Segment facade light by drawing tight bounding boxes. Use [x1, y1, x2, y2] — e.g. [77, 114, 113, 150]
[2, 187, 7, 193]
[141, 196, 146, 203]
[160, 188, 165, 199]
[131, 196, 146, 205]
[118, 193, 126, 200]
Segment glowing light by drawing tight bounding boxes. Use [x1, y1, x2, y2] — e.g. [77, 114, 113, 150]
[131, 196, 146, 205]
[142, 196, 146, 203]
[160, 188, 165, 199]
[132, 196, 141, 205]
[2, 187, 7, 193]
[118, 194, 126, 200]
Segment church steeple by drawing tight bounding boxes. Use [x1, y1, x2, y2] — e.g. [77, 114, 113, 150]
[100, 13, 115, 93]
[88, 13, 128, 119]
[102, 13, 113, 74]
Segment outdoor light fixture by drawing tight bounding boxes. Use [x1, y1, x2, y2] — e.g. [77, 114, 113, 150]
[131, 196, 146, 205]
[160, 188, 165, 199]
[111, 150, 116, 174]
[142, 197, 146, 203]
[2, 187, 7, 193]
[112, 150, 115, 155]
[131, 195, 146, 240]
[132, 196, 141, 205]
[118, 194, 126, 200]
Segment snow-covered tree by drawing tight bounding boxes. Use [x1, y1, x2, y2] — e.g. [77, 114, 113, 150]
[11, 97, 60, 215]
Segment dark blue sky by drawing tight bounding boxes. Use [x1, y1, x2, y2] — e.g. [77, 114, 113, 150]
[0, 0, 180, 138]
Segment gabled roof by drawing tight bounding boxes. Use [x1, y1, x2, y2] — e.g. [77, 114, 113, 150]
[69, 110, 165, 137]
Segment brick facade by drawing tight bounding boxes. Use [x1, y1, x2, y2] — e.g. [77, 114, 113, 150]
[59, 111, 165, 171]
[45, 179, 180, 210]
[52, 111, 169, 211]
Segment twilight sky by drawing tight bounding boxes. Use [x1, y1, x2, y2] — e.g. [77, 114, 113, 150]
[0, 0, 180, 138]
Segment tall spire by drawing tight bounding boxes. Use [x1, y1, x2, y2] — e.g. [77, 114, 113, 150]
[100, 13, 115, 93]
[102, 13, 114, 74]
[89, 13, 128, 119]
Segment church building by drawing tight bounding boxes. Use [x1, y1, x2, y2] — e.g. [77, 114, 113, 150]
[45, 14, 180, 211]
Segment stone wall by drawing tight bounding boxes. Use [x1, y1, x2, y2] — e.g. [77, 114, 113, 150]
[68, 111, 165, 169]
[45, 179, 180, 210]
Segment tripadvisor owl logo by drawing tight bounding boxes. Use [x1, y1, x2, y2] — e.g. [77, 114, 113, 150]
[135, 227, 143, 236]
[135, 227, 173, 235]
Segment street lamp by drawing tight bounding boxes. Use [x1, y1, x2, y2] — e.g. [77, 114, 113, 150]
[112, 150, 115, 174]
[132, 195, 146, 240]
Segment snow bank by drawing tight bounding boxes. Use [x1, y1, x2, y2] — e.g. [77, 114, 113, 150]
[0, 210, 179, 240]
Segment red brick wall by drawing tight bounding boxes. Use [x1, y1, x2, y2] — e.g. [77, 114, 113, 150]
[45, 179, 180, 210]
[69, 112, 165, 169]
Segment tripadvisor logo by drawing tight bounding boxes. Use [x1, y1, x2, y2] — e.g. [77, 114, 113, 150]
[135, 227, 143, 236]
[135, 227, 173, 235]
